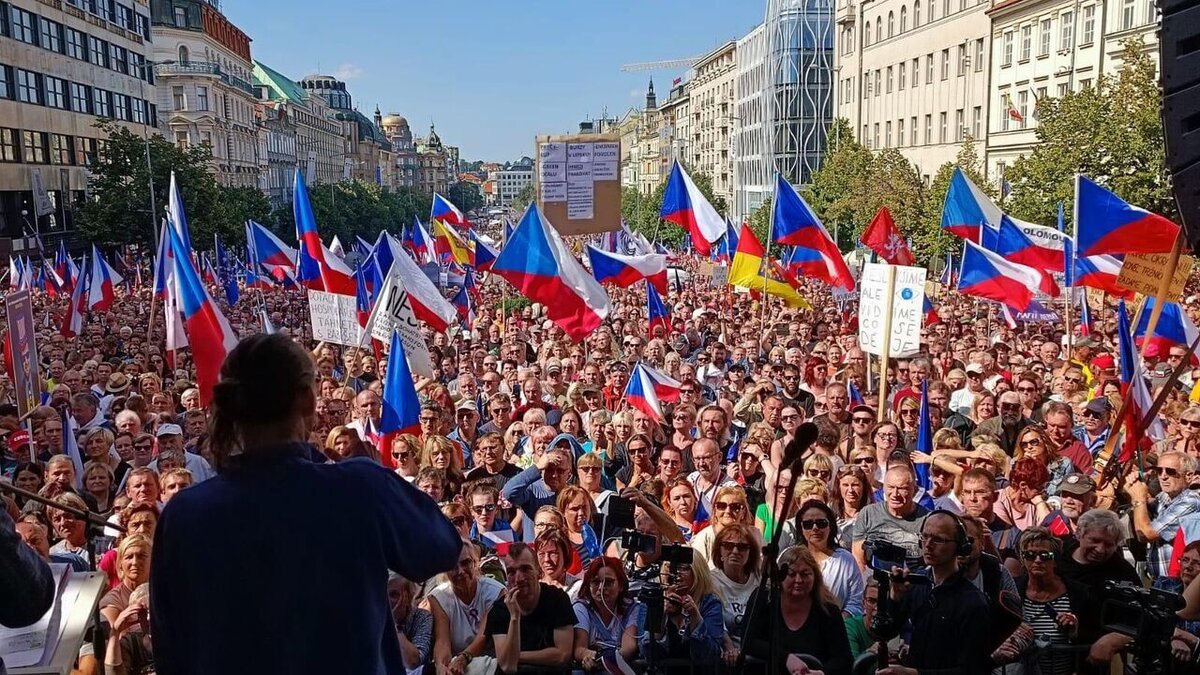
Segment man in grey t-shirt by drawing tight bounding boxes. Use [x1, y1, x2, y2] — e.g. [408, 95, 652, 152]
[853, 465, 930, 568]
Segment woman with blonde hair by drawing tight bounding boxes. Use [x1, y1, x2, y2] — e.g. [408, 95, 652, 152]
[422, 435, 465, 496]
[322, 426, 357, 462]
[388, 434, 422, 481]
[82, 461, 117, 515]
[801, 454, 834, 487]
[100, 533, 152, 626]
[691, 485, 763, 564]
[648, 556, 725, 662]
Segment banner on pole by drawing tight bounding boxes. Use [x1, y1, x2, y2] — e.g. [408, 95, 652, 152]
[366, 271, 435, 379]
[858, 263, 926, 358]
[307, 289, 362, 346]
[5, 290, 40, 416]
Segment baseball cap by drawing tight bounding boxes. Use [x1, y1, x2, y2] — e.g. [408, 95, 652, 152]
[156, 423, 183, 437]
[1084, 398, 1111, 415]
[8, 430, 30, 450]
[545, 359, 562, 374]
[1091, 354, 1116, 371]
[456, 400, 478, 413]
[1059, 473, 1096, 495]
[965, 363, 985, 375]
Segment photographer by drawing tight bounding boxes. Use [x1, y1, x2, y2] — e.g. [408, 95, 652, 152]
[642, 558, 725, 669]
[853, 466, 929, 571]
[876, 511, 992, 675]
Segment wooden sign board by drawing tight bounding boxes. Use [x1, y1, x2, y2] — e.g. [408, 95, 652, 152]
[535, 133, 621, 236]
[1117, 252, 1195, 300]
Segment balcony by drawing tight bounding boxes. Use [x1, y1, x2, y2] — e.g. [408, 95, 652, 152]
[156, 61, 258, 97]
[837, 2, 856, 24]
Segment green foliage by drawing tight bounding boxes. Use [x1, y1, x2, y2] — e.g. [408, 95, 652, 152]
[512, 183, 535, 214]
[271, 180, 431, 245]
[620, 167, 725, 249]
[1005, 38, 1173, 226]
[805, 119, 873, 234]
[447, 181, 484, 214]
[912, 136, 992, 260]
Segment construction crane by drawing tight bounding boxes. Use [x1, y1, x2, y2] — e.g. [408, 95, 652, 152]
[619, 57, 703, 72]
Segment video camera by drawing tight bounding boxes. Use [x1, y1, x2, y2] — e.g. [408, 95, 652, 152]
[618, 529, 693, 636]
[1101, 580, 1185, 670]
[867, 540, 929, 583]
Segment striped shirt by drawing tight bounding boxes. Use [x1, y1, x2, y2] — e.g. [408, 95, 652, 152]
[1022, 594, 1074, 675]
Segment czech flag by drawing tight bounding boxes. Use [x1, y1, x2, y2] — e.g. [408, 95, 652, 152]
[59, 254, 88, 338]
[941, 168, 1001, 242]
[729, 225, 808, 307]
[451, 284, 472, 320]
[1078, 292, 1093, 336]
[660, 160, 725, 256]
[86, 245, 122, 311]
[1071, 253, 1133, 299]
[848, 381, 865, 406]
[1074, 174, 1180, 257]
[924, 296, 940, 325]
[354, 262, 372, 328]
[1118, 299, 1165, 459]
[54, 240, 75, 293]
[939, 253, 957, 286]
[431, 192, 469, 228]
[376, 232, 458, 332]
[246, 220, 298, 275]
[771, 174, 854, 291]
[293, 169, 356, 296]
[406, 216, 433, 264]
[647, 282, 672, 337]
[433, 219, 473, 267]
[586, 246, 668, 295]
[165, 219, 239, 406]
[470, 230, 499, 272]
[378, 329, 421, 468]
[201, 254, 219, 285]
[987, 217, 1060, 296]
[957, 239, 1045, 312]
[1134, 298, 1200, 361]
[167, 172, 195, 258]
[492, 204, 611, 342]
[714, 219, 739, 263]
[624, 363, 680, 422]
[859, 207, 915, 266]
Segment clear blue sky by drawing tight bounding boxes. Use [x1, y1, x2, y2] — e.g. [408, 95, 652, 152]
[223, 1, 765, 162]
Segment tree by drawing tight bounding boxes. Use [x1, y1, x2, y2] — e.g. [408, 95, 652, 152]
[78, 120, 225, 246]
[805, 119, 873, 234]
[620, 167, 724, 249]
[271, 181, 430, 246]
[211, 186, 272, 247]
[1006, 38, 1173, 226]
[512, 183, 535, 214]
[913, 135, 992, 261]
[447, 181, 484, 214]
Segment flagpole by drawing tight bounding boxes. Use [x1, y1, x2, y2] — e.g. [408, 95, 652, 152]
[761, 174, 778, 331]
[876, 265, 897, 423]
[1137, 232, 1184, 363]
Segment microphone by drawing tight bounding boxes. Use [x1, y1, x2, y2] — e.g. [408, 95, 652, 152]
[781, 422, 819, 470]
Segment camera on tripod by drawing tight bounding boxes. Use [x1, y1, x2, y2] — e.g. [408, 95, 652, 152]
[619, 530, 693, 635]
[1101, 580, 1187, 671]
[868, 540, 928, 581]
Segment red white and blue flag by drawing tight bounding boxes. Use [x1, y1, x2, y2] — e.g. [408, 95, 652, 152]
[247, 220, 298, 274]
[1134, 298, 1200, 362]
[470, 230, 499, 272]
[957, 240, 1044, 312]
[1118, 299, 1165, 459]
[86, 245, 123, 311]
[1074, 174, 1180, 257]
[772, 174, 854, 291]
[941, 168, 1001, 242]
[293, 170, 356, 295]
[405, 216, 434, 264]
[376, 232, 457, 331]
[54, 240, 76, 293]
[492, 204, 610, 341]
[59, 254, 88, 338]
[660, 160, 725, 256]
[986, 216, 1060, 296]
[587, 246, 668, 295]
[624, 362, 681, 422]
[646, 282, 672, 336]
[431, 192, 470, 228]
[378, 329, 421, 468]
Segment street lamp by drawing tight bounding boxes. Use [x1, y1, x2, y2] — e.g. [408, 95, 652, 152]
[130, 59, 176, 248]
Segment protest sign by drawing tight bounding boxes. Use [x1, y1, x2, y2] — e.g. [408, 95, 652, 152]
[367, 272, 435, 378]
[308, 289, 361, 346]
[5, 290, 40, 416]
[858, 263, 926, 359]
[1118, 252, 1194, 299]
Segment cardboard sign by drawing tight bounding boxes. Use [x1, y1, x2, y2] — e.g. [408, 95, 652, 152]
[308, 289, 362, 346]
[710, 265, 728, 288]
[858, 263, 927, 358]
[367, 272, 435, 379]
[1117, 252, 1194, 299]
[5, 290, 40, 416]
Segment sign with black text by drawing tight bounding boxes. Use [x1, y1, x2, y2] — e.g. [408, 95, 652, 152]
[308, 289, 362, 346]
[858, 263, 926, 358]
[5, 290, 40, 416]
[366, 272, 434, 378]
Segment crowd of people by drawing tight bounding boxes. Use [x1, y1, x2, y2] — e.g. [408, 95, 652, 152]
[5, 244, 1200, 675]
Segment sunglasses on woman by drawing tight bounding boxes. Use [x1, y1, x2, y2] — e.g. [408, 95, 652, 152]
[720, 541, 751, 553]
[1020, 550, 1055, 562]
[801, 518, 830, 530]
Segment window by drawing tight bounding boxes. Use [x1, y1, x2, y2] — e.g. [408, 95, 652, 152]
[958, 44, 967, 75]
[1122, 0, 1135, 28]
[924, 114, 932, 143]
[65, 28, 86, 60]
[39, 18, 62, 53]
[132, 98, 146, 124]
[70, 83, 90, 113]
[1003, 31, 1014, 66]
[1020, 24, 1032, 61]
[116, 3, 132, 29]
[10, 7, 35, 44]
[1018, 91, 1028, 127]
[887, 66, 894, 93]
[1001, 94, 1011, 131]
[76, 137, 97, 166]
[50, 134, 71, 165]
[911, 116, 918, 144]
[16, 70, 40, 105]
[174, 6, 186, 27]
[874, 69, 881, 96]
[943, 0, 951, 17]
[1057, 82, 1070, 97]
[899, 62, 907, 89]
[913, 58, 920, 86]
[196, 85, 208, 111]
[888, 11, 895, 36]
[172, 86, 185, 111]
[900, 6, 908, 31]
[93, 88, 110, 117]
[110, 44, 128, 75]
[88, 37, 108, 67]
[0, 66, 9, 100]
[939, 112, 947, 142]
[940, 49, 950, 80]
[0, 128, 18, 162]
[1081, 77, 1093, 89]
[886, 121, 893, 146]
[975, 39, 985, 71]
[876, 17, 882, 42]
[926, 54, 934, 82]
[174, 131, 188, 148]
[898, 118, 906, 146]
[135, 13, 149, 40]
[955, 109, 964, 141]
[873, 123, 880, 149]
[972, 106, 981, 137]
[1061, 12, 1074, 49]
[914, 0, 922, 25]
[929, 0, 936, 21]
[45, 76, 67, 109]
[1082, 5, 1095, 43]
[112, 93, 128, 120]
[1039, 19, 1052, 56]
[179, 45, 190, 63]
[22, 131, 47, 163]
[95, 0, 112, 22]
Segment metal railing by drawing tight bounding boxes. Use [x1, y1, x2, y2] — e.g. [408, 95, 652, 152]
[155, 61, 258, 97]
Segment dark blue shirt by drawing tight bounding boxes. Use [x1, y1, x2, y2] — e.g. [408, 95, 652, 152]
[150, 446, 462, 675]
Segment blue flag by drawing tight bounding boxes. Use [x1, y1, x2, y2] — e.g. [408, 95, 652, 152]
[915, 379, 932, 490]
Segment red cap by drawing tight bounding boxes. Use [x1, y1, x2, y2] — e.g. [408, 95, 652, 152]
[8, 430, 30, 450]
[1091, 354, 1115, 370]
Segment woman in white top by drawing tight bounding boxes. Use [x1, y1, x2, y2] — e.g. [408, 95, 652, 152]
[691, 485, 763, 565]
[785, 500, 865, 617]
[711, 523, 762, 668]
[424, 540, 503, 674]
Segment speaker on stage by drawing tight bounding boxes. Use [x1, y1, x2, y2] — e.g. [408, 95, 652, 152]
[1162, 0, 1200, 251]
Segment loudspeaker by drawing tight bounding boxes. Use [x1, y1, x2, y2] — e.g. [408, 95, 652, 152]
[1161, 0, 1200, 251]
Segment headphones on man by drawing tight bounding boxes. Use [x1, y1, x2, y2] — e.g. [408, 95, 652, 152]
[922, 509, 973, 557]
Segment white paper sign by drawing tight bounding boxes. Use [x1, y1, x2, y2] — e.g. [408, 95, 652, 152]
[366, 272, 435, 378]
[542, 182, 567, 203]
[567, 181, 594, 219]
[539, 142, 566, 163]
[592, 142, 619, 180]
[541, 161, 566, 182]
[857, 263, 927, 358]
[566, 143, 593, 164]
[308, 289, 363, 346]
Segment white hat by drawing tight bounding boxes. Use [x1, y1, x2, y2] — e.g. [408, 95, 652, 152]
[156, 423, 183, 437]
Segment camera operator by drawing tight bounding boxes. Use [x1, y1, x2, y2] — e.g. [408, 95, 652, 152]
[876, 511, 992, 675]
[602, 487, 687, 589]
[642, 557, 724, 669]
[853, 466, 930, 571]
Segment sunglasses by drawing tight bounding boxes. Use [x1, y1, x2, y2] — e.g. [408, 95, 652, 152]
[472, 504, 498, 515]
[720, 541, 751, 553]
[1065, 377, 1084, 384]
[714, 501, 745, 512]
[801, 518, 830, 530]
[806, 469, 832, 480]
[579, 466, 600, 473]
[1021, 550, 1056, 562]
[450, 516, 469, 528]
[1081, 409, 1105, 419]
[392, 451, 411, 461]
[1181, 419, 1200, 429]
[852, 416, 873, 424]
[1155, 466, 1182, 479]
[1000, 403, 1022, 411]
[1017, 386, 1038, 393]
[854, 457, 876, 465]
[782, 413, 800, 421]
[1019, 438, 1041, 448]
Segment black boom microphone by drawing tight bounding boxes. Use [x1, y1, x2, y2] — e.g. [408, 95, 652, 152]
[781, 422, 819, 471]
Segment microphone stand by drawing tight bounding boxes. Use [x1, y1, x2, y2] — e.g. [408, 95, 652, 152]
[0, 481, 127, 658]
[734, 428, 813, 675]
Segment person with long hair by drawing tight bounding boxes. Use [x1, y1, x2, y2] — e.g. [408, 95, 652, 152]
[646, 558, 725, 666]
[150, 333, 461, 674]
[572, 557, 640, 670]
[743, 545, 853, 675]
[557, 484, 601, 570]
[691, 485, 762, 564]
[11, 462, 44, 509]
[712, 523, 762, 665]
[534, 528, 580, 594]
[99, 533, 152, 627]
[786, 500, 865, 617]
[831, 465, 873, 549]
[1015, 425, 1075, 497]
